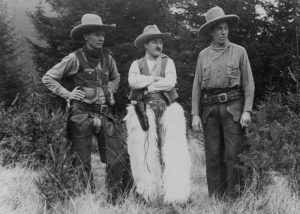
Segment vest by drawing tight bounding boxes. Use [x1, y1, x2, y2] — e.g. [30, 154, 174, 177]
[72, 49, 111, 104]
[128, 55, 178, 104]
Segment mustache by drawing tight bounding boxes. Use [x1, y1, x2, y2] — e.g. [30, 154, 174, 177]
[155, 47, 162, 51]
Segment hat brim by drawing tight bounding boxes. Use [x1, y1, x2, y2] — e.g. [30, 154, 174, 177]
[198, 15, 239, 40]
[71, 24, 116, 41]
[134, 33, 171, 49]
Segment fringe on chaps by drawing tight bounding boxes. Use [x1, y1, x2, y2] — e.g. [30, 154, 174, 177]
[124, 102, 191, 204]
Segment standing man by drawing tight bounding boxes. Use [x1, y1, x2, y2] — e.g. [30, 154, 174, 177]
[124, 25, 191, 206]
[192, 7, 255, 199]
[42, 14, 132, 204]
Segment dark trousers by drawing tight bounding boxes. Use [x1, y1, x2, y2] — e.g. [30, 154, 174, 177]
[201, 99, 245, 198]
[68, 102, 133, 199]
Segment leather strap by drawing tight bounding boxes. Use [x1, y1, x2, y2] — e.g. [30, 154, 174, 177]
[201, 90, 242, 105]
[143, 92, 166, 102]
[72, 100, 110, 115]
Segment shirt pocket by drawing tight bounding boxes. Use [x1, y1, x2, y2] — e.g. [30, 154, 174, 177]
[201, 64, 211, 87]
[83, 68, 97, 80]
[225, 64, 241, 87]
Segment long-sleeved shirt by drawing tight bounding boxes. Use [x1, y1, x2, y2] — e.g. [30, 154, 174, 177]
[42, 51, 120, 100]
[128, 56, 177, 92]
[192, 42, 255, 115]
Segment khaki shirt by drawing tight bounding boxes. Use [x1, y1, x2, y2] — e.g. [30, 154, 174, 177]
[192, 42, 255, 115]
[42, 52, 120, 100]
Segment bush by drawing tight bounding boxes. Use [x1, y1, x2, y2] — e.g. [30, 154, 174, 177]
[0, 93, 68, 168]
[0, 93, 89, 208]
[240, 92, 300, 192]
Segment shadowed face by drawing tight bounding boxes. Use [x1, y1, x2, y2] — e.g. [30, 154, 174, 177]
[84, 30, 105, 50]
[144, 38, 163, 58]
[210, 22, 229, 45]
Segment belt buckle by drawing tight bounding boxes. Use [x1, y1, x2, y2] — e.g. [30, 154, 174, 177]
[218, 93, 227, 103]
[100, 105, 108, 114]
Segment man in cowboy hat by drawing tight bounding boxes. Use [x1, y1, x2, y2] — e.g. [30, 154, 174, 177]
[192, 6, 255, 199]
[42, 13, 132, 204]
[124, 25, 191, 206]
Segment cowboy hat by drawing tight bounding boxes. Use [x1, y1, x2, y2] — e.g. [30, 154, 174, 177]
[70, 14, 116, 41]
[198, 6, 239, 40]
[134, 25, 171, 49]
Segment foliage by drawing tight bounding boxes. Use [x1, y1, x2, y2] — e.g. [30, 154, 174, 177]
[0, 93, 66, 168]
[240, 92, 300, 192]
[0, 92, 88, 207]
[0, 0, 25, 107]
[29, 0, 179, 111]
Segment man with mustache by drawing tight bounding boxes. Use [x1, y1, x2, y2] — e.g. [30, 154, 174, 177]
[42, 14, 132, 205]
[124, 25, 191, 209]
[192, 7, 255, 199]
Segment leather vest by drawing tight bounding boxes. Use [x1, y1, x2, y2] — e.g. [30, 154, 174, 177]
[72, 49, 110, 104]
[128, 55, 178, 104]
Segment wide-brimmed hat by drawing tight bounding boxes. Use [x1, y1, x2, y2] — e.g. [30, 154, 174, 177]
[70, 14, 116, 41]
[198, 6, 239, 40]
[134, 25, 171, 49]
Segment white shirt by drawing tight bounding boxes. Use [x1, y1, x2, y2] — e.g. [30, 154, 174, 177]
[128, 57, 177, 92]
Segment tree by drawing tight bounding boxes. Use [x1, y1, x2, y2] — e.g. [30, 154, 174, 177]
[30, 0, 299, 114]
[0, 0, 25, 107]
[29, 0, 179, 111]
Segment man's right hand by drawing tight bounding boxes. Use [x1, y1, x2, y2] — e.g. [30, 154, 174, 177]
[67, 86, 85, 100]
[192, 115, 202, 131]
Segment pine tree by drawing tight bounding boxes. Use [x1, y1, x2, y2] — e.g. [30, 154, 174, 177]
[29, 0, 178, 111]
[0, 0, 25, 107]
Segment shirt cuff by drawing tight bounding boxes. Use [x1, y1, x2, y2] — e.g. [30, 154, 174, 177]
[191, 110, 200, 116]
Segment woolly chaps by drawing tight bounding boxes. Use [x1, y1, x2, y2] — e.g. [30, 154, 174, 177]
[124, 102, 191, 204]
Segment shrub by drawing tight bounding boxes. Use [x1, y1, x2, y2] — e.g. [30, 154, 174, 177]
[240, 92, 300, 192]
[0, 93, 68, 168]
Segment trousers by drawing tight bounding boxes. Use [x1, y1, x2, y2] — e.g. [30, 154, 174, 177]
[67, 102, 133, 200]
[200, 98, 245, 198]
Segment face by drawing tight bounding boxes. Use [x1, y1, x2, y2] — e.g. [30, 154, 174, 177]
[84, 30, 105, 49]
[210, 22, 229, 45]
[144, 39, 163, 58]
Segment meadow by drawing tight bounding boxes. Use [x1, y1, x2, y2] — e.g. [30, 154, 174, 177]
[1, 137, 300, 214]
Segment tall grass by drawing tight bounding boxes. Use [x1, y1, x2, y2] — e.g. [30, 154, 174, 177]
[1, 138, 300, 214]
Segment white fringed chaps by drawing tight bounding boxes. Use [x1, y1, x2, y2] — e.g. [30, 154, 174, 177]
[124, 102, 191, 203]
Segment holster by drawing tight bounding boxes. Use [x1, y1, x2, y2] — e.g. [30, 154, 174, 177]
[134, 101, 149, 131]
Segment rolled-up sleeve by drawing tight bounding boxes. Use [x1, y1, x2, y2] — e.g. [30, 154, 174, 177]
[191, 54, 202, 116]
[42, 53, 79, 99]
[240, 48, 255, 112]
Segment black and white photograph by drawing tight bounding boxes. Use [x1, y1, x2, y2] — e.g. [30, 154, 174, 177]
[0, 0, 299, 213]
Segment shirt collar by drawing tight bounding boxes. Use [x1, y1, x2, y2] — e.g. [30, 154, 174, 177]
[210, 41, 231, 61]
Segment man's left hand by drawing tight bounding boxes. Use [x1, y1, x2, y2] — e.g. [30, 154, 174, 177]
[240, 111, 251, 127]
[109, 93, 115, 105]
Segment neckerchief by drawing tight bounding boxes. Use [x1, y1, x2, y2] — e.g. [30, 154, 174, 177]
[210, 40, 230, 61]
[82, 45, 103, 68]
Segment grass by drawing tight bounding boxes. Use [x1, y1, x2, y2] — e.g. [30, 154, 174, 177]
[1, 137, 300, 214]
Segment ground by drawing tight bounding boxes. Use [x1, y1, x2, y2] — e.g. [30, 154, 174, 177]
[0, 138, 300, 214]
